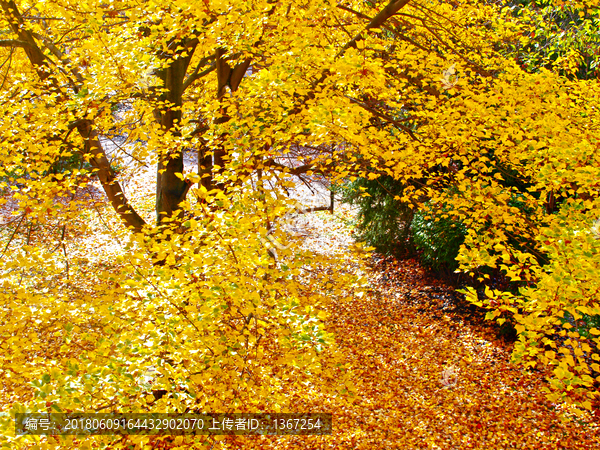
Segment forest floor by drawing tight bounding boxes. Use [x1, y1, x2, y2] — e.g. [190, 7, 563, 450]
[227, 205, 600, 450]
[2, 149, 600, 450]
[134, 151, 598, 449]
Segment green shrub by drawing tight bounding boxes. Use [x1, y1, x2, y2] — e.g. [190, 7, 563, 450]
[411, 206, 466, 271]
[339, 177, 467, 270]
[47, 152, 89, 177]
[337, 176, 414, 255]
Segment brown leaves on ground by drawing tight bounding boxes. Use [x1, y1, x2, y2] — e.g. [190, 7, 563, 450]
[230, 254, 599, 450]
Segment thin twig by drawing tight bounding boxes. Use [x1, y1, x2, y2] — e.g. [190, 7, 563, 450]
[0, 213, 25, 259]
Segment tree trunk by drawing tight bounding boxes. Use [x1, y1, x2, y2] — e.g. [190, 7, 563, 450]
[77, 121, 147, 232]
[155, 43, 196, 224]
[211, 49, 251, 191]
[1, 0, 147, 233]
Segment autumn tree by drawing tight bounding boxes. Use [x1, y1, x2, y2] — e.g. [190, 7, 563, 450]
[0, 0, 599, 447]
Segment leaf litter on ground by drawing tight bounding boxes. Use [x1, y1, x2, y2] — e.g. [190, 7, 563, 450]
[3, 163, 598, 450]
[220, 202, 600, 450]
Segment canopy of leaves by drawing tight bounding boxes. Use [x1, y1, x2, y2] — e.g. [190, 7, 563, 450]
[503, 0, 600, 79]
[0, 0, 599, 448]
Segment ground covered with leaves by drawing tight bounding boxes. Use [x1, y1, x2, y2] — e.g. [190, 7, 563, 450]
[188, 208, 600, 450]
[2, 175, 599, 450]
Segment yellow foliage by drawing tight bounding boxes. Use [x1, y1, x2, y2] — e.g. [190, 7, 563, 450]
[0, 1, 599, 448]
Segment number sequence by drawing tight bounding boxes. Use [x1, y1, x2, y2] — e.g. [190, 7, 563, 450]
[64, 417, 206, 432]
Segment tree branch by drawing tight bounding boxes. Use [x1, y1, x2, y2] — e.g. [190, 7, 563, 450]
[288, 0, 412, 116]
[182, 54, 216, 91]
[346, 96, 421, 141]
[0, 0, 147, 232]
[0, 39, 29, 48]
[31, 31, 84, 85]
[338, 0, 412, 56]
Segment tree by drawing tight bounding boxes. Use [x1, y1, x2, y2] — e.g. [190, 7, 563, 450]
[503, 0, 600, 80]
[0, 0, 599, 447]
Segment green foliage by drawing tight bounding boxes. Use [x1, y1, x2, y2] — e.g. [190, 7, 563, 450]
[340, 176, 467, 272]
[503, 0, 600, 79]
[564, 311, 600, 340]
[338, 176, 413, 255]
[411, 206, 467, 272]
[48, 152, 90, 177]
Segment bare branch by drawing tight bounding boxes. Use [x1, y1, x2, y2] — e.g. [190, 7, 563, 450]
[262, 159, 327, 177]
